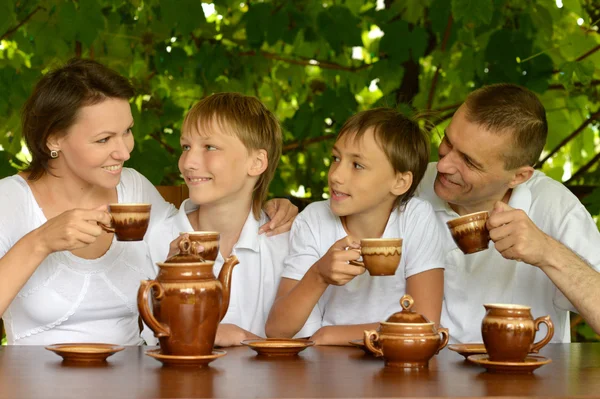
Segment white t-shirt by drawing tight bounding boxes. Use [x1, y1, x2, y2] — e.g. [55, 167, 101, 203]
[281, 199, 446, 337]
[0, 168, 177, 345]
[147, 199, 289, 338]
[416, 162, 600, 344]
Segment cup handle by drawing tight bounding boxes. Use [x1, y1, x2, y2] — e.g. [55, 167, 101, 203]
[99, 215, 115, 233]
[137, 280, 171, 338]
[348, 248, 363, 267]
[364, 330, 383, 357]
[529, 315, 554, 353]
[436, 327, 450, 354]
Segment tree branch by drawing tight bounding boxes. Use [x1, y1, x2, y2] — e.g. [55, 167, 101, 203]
[0, 6, 45, 41]
[552, 44, 600, 73]
[548, 79, 600, 90]
[150, 133, 176, 155]
[283, 133, 337, 153]
[537, 109, 600, 168]
[238, 50, 373, 72]
[426, 15, 453, 110]
[564, 151, 600, 185]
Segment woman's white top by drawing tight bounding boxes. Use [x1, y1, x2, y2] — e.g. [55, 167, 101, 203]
[0, 168, 177, 345]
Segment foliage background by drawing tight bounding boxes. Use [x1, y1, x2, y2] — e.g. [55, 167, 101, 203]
[0, 0, 599, 341]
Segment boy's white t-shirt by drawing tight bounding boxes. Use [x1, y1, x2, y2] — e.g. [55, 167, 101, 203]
[147, 199, 289, 337]
[281, 198, 446, 337]
[0, 168, 178, 345]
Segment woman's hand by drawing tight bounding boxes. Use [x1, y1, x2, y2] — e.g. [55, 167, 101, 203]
[260, 198, 299, 236]
[33, 205, 112, 256]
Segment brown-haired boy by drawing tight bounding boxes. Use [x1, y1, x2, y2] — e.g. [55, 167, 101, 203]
[266, 108, 446, 345]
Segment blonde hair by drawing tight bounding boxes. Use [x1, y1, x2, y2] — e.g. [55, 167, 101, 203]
[182, 93, 282, 219]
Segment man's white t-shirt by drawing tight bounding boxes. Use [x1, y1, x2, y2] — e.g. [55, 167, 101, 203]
[416, 162, 600, 344]
[0, 168, 177, 345]
[147, 199, 289, 338]
[281, 198, 446, 337]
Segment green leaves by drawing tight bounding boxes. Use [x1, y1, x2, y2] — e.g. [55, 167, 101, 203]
[0, 2, 17, 37]
[316, 5, 362, 53]
[558, 60, 596, 90]
[160, 0, 206, 37]
[451, 0, 493, 26]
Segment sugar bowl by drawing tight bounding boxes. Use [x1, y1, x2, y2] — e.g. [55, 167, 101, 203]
[364, 295, 449, 368]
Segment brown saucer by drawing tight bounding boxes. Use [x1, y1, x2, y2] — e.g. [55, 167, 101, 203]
[145, 349, 226, 367]
[241, 338, 314, 356]
[448, 343, 487, 358]
[45, 343, 124, 363]
[467, 354, 551, 374]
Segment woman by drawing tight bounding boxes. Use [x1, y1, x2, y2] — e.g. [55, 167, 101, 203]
[0, 59, 295, 345]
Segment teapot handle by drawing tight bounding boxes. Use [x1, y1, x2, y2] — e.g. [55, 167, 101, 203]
[363, 330, 383, 357]
[137, 280, 171, 338]
[436, 327, 450, 354]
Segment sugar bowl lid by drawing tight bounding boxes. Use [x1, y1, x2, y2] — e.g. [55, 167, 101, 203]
[163, 237, 206, 264]
[385, 294, 431, 324]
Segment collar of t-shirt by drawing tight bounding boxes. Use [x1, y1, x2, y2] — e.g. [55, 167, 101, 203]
[417, 162, 533, 218]
[180, 199, 260, 253]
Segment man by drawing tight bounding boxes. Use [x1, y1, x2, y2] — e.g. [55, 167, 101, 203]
[416, 83, 600, 343]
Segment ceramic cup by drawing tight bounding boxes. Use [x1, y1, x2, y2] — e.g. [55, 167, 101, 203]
[446, 211, 490, 254]
[179, 231, 220, 261]
[349, 238, 402, 276]
[481, 303, 554, 362]
[100, 203, 151, 241]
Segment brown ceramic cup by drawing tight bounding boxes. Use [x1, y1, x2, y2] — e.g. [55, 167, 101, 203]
[179, 231, 220, 261]
[481, 303, 554, 362]
[446, 211, 490, 254]
[99, 203, 151, 241]
[349, 238, 402, 276]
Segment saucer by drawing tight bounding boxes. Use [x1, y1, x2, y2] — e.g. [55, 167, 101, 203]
[45, 343, 124, 363]
[241, 338, 314, 356]
[467, 354, 551, 374]
[145, 349, 226, 367]
[448, 343, 487, 359]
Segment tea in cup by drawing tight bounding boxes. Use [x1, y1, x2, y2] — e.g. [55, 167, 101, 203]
[349, 238, 402, 276]
[446, 211, 490, 254]
[481, 303, 554, 362]
[100, 203, 151, 241]
[179, 231, 220, 261]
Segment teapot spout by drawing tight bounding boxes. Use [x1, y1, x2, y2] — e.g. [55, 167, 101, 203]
[218, 255, 239, 321]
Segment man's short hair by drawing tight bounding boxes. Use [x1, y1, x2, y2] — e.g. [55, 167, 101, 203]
[464, 83, 548, 169]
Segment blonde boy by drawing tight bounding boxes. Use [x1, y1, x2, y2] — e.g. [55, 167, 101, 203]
[266, 108, 446, 344]
[148, 93, 287, 346]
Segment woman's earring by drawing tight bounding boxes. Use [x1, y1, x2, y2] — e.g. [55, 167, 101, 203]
[50, 150, 59, 159]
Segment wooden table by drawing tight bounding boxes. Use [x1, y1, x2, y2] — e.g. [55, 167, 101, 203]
[1, 343, 599, 398]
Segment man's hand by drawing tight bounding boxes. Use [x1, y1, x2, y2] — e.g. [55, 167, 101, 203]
[260, 198, 298, 236]
[314, 236, 365, 286]
[214, 323, 260, 347]
[487, 201, 553, 267]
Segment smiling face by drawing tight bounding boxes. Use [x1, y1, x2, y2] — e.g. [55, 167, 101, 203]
[179, 120, 262, 208]
[328, 128, 409, 219]
[48, 98, 134, 189]
[434, 105, 528, 215]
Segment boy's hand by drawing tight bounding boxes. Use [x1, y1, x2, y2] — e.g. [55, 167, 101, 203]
[260, 198, 298, 236]
[315, 236, 364, 286]
[487, 201, 552, 267]
[215, 323, 260, 347]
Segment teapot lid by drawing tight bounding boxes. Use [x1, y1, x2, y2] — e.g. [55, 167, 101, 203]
[385, 294, 431, 324]
[163, 237, 206, 264]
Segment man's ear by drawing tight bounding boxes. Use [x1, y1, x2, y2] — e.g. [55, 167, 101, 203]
[248, 149, 268, 177]
[508, 165, 534, 188]
[391, 171, 412, 196]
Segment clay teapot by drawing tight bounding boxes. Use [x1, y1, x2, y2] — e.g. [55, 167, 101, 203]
[138, 238, 239, 356]
[364, 294, 449, 368]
